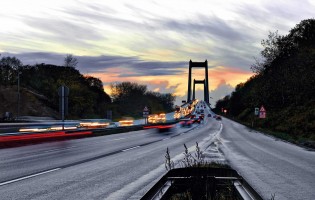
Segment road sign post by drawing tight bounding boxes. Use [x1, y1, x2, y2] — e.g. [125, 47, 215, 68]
[259, 106, 266, 119]
[143, 106, 149, 124]
[254, 107, 259, 116]
[58, 85, 69, 129]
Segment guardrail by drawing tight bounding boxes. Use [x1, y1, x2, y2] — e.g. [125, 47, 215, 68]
[141, 167, 263, 200]
[0, 120, 181, 147]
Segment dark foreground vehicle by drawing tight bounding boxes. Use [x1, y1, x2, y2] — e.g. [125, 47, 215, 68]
[216, 115, 222, 120]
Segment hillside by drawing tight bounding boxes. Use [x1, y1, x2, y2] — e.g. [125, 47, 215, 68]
[0, 86, 59, 119]
[214, 19, 315, 145]
[0, 61, 176, 120]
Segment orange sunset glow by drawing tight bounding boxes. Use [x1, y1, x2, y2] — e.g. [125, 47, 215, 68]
[88, 64, 253, 105]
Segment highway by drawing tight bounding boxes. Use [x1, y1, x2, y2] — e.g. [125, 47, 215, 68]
[219, 118, 315, 200]
[1, 111, 314, 200]
[0, 114, 221, 200]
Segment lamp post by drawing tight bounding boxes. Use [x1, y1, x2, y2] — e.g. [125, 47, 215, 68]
[17, 70, 21, 119]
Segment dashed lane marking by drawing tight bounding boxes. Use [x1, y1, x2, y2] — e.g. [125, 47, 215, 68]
[122, 146, 141, 152]
[0, 168, 61, 186]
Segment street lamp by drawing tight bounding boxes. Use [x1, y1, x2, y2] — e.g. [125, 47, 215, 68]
[17, 70, 21, 119]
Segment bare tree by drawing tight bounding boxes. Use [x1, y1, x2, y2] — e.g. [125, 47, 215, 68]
[64, 54, 78, 68]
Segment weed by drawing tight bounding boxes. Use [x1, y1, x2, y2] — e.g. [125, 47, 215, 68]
[165, 142, 227, 171]
[165, 147, 174, 171]
[181, 144, 194, 168]
[270, 193, 276, 200]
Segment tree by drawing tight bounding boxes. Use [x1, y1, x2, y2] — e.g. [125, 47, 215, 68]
[251, 31, 282, 74]
[215, 18, 315, 139]
[110, 82, 147, 103]
[109, 82, 175, 118]
[64, 54, 78, 68]
[0, 56, 23, 86]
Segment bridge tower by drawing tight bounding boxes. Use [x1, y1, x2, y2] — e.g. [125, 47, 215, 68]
[192, 79, 207, 100]
[187, 60, 209, 104]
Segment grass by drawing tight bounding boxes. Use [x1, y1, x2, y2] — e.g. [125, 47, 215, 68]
[225, 115, 315, 149]
[163, 143, 271, 200]
[165, 142, 230, 171]
[164, 144, 238, 200]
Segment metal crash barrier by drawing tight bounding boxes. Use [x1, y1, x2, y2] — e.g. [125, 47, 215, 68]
[141, 167, 263, 200]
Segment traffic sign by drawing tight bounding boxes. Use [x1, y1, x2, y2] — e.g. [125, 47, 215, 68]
[259, 106, 266, 119]
[254, 107, 259, 115]
[143, 106, 149, 117]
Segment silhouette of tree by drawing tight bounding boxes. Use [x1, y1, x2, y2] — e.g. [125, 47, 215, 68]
[216, 18, 315, 139]
[110, 82, 175, 118]
[0, 56, 23, 86]
[64, 54, 78, 68]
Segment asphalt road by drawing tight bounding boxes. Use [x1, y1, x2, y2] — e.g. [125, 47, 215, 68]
[1, 113, 314, 200]
[0, 114, 220, 200]
[219, 118, 315, 200]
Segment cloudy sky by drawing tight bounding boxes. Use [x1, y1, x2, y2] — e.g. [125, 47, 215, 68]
[1, 0, 314, 106]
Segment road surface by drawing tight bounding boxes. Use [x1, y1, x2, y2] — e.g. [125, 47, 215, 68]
[219, 118, 315, 200]
[1, 112, 314, 200]
[0, 115, 220, 200]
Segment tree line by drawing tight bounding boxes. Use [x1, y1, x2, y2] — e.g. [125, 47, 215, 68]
[110, 82, 175, 118]
[0, 55, 175, 120]
[214, 19, 315, 140]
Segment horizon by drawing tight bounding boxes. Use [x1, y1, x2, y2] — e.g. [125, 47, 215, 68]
[1, 0, 314, 106]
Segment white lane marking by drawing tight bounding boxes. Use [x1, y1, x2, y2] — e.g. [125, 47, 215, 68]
[112, 137, 126, 141]
[122, 146, 141, 152]
[105, 143, 202, 200]
[163, 138, 170, 141]
[0, 168, 61, 186]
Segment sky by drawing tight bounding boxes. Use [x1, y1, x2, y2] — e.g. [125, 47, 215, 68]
[0, 0, 314, 106]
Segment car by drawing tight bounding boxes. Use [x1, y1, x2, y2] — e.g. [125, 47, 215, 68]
[148, 114, 158, 123]
[208, 114, 212, 117]
[79, 119, 110, 128]
[216, 115, 222, 120]
[119, 117, 134, 126]
[107, 122, 118, 128]
[157, 124, 175, 133]
[199, 115, 204, 120]
[192, 118, 201, 124]
[179, 119, 193, 127]
[157, 113, 166, 123]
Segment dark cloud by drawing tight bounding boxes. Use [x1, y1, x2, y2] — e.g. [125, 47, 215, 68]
[19, 16, 105, 48]
[65, 7, 156, 32]
[1, 52, 186, 77]
[120, 61, 188, 77]
[1, 52, 64, 66]
[117, 69, 184, 77]
[138, 15, 259, 70]
[159, 15, 254, 42]
[63, 6, 259, 67]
